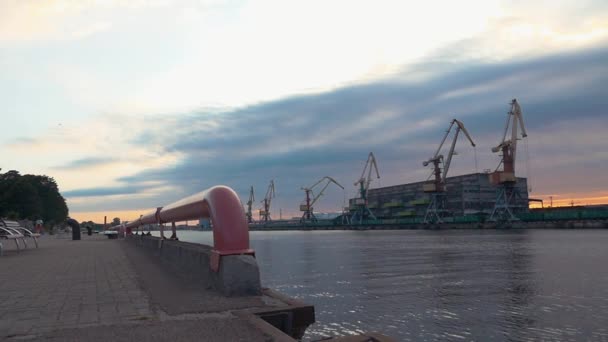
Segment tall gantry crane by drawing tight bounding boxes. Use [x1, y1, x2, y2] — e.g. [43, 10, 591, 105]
[489, 99, 528, 222]
[422, 119, 476, 223]
[246, 186, 255, 223]
[351, 152, 380, 224]
[300, 176, 344, 223]
[259, 180, 275, 222]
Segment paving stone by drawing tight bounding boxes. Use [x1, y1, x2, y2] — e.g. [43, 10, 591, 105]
[0, 235, 275, 341]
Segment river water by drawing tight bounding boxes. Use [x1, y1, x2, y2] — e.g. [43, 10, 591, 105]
[155, 229, 608, 341]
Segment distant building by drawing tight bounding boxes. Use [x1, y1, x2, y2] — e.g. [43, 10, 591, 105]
[349, 173, 529, 219]
[313, 212, 342, 220]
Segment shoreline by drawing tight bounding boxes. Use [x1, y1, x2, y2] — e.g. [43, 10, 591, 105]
[249, 219, 608, 231]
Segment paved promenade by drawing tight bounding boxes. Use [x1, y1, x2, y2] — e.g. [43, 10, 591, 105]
[0, 234, 272, 341]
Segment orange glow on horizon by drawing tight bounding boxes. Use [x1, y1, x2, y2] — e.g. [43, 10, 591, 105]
[69, 209, 151, 224]
[70, 193, 608, 222]
[529, 194, 608, 208]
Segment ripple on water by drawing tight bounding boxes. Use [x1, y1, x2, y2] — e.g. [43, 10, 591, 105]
[169, 230, 608, 341]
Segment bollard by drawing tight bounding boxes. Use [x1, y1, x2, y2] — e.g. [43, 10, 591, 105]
[67, 218, 81, 241]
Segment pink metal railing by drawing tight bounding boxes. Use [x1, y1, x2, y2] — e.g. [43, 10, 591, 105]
[118, 185, 254, 272]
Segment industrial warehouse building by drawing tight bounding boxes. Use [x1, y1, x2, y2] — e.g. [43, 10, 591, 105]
[350, 173, 529, 219]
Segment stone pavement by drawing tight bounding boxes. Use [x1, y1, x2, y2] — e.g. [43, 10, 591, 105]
[0, 234, 273, 341]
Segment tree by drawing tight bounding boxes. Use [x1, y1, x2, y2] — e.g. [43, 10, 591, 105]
[112, 217, 121, 226]
[0, 170, 68, 225]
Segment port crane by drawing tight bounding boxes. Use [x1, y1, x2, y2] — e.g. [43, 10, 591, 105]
[300, 176, 344, 223]
[351, 152, 380, 224]
[422, 119, 476, 223]
[259, 180, 275, 222]
[246, 186, 255, 223]
[489, 99, 528, 222]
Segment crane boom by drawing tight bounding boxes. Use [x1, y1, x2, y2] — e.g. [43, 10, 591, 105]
[300, 176, 344, 222]
[351, 152, 381, 224]
[246, 186, 255, 223]
[423, 119, 475, 191]
[428, 120, 456, 164]
[309, 177, 344, 207]
[495, 99, 527, 151]
[443, 119, 475, 183]
[491, 99, 527, 179]
[259, 180, 275, 222]
[264, 180, 275, 207]
[354, 152, 380, 191]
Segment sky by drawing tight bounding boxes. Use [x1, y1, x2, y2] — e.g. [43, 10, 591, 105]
[1, 0, 607, 223]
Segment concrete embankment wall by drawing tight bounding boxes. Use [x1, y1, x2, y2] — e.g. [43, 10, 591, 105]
[392, 220, 608, 230]
[127, 235, 261, 297]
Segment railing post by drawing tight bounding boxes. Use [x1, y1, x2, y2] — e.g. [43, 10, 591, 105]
[156, 207, 164, 239]
[170, 222, 178, 240]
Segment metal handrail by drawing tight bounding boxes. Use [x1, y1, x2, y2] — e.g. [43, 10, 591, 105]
[115, 185, 254, 272]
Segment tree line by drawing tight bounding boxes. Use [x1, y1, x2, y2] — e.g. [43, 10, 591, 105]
[0, 169, 69, 226]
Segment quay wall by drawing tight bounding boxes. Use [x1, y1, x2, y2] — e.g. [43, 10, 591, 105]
[251, 219, 608, 231]
[127, 235, 261, 297]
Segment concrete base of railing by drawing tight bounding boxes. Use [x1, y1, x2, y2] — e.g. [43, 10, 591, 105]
[128, 235, 261, 297]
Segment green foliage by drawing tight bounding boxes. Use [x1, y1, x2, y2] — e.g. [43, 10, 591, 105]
[0, 170, 69, 224]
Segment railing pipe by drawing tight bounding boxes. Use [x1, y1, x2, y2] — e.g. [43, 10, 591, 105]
[119, 185, 254, 271]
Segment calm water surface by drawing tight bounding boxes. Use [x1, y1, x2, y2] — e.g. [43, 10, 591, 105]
[157, 229, 608, 341]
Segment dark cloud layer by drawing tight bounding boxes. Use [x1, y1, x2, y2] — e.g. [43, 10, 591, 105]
[63, 185, 145, 197]
[53, 157, 116, 170]
[66, 46, 608, 215]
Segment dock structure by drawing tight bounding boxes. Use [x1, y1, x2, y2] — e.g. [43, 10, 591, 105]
[0, 234, 315, 341]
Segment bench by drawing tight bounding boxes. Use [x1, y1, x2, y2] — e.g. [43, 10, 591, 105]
[102, 230, 119, 239]
[0, 225, 25, 253]
[0, 219, 40, 249]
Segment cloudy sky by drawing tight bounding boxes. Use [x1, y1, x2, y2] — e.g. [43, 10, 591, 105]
[1, 0, 607, 222]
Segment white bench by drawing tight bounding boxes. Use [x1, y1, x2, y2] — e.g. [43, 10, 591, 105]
[0, 225, 25, 253]
[0, 219, 40, 249]
[102, 230, 119, 239]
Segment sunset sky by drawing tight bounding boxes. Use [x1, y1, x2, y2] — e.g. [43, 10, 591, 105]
[1, 0, 607, 223]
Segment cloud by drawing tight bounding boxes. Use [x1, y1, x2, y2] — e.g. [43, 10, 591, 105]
[16, 44, 608, 217]
[0, 0, 228, 43]
[2, 1, 606, 221]
[53, 157, 116, 170]
[81, 45, 604, 217]
[0, 1, 109, 42]
[63, 185, 145, 198]
[4, 113, 183, 196]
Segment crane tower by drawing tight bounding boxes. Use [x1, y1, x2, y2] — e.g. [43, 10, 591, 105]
[259, 180, 275, 222]
[489, 99, 528, 222]
[422, 119, 476, 223]
[351, 152, 380, 224]
[246, 186, 255, 223]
